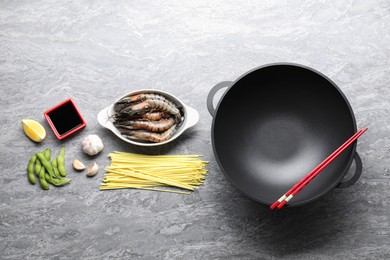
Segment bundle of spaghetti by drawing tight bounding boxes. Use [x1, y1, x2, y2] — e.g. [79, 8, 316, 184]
[100, 151, 209, 194]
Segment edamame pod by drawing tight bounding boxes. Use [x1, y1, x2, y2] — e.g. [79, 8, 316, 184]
[38, 166, 49, 190]
[44, 148, 51, 161]
[52, 158, 62, 179]
[45, 172, 51, 183]
[35, 159, 42, 176]
[57, 147, 66, 177]
[36, 152, 54, 177]
[27, 154, 37, 185]
[49, 177, 71, 187]
[44, 148, 51, 183]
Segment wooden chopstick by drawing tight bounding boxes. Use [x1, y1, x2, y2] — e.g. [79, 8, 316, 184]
[271, 127, 368, 210]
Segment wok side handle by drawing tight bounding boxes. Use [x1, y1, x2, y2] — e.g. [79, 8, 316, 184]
[207, 81, 233, 117]
[337, 153, 362, 188]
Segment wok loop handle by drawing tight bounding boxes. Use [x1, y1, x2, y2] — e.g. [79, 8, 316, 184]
[207, 81, 233, 117]
[337, 152, 362, 188]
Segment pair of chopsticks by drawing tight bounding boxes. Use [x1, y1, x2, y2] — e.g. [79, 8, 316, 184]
[270, 127, 368, 210]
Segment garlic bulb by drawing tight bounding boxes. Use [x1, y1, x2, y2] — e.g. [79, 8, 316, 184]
[82, 135, 104, 156]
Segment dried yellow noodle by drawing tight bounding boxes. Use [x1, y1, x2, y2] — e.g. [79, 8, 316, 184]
[100, 151, 209, 194]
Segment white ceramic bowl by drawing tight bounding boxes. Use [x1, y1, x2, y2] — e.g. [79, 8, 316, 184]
[97, 89, 199, 146]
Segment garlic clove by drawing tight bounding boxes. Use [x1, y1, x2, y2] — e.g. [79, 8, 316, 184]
[73, 159, 86, 171]
[86, 162, 99, 177]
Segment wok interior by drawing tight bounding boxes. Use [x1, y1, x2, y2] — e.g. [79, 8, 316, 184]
[213, 65, 355, 205]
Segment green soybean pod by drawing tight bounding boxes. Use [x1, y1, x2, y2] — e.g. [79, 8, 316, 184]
[38, 166, 49, 190]
[36, 152, 54, 177]
[45, 149, 53, 183]
[57, 147, 66, 177]
[44, 148, 51, 161]
[52, 158, 62, 179]
[27, 154, 37, 185]
[45, 172, 51, 183]
[35, 159, 42, 176]
[49, 177, 71, 187]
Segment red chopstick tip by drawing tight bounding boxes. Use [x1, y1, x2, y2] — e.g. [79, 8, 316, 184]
[277, 201, 287, 209]
[269, 127, 367, 210]
[270, 201, 279, 210]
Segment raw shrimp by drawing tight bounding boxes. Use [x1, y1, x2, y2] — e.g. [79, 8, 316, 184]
[114, 93, 179, 112]
[113, 97, 133, 112]
[112, 92, 184, 142]
[122, 125, 177, 143]
[138, 111, 168, 121]
[128, 93, 178, 107]
[113, 111, 168, 122]
[120, 99, 180, 117]
[114, 117, 175, 132]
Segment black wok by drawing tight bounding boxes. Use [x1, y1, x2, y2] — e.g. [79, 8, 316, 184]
[207, 63, 362, 206]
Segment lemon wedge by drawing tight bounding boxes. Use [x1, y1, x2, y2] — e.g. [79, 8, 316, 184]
[22, 119, 46, 143]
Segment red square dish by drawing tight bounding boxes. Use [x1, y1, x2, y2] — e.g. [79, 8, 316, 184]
[44, 98, 86, 140]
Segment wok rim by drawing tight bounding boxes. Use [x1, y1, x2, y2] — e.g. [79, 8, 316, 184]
[211, 62, 358, 206]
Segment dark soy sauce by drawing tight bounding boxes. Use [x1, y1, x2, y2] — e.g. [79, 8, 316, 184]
[47, 101, 83, 135]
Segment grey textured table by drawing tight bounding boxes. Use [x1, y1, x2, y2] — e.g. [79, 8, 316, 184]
[1, 1, 389, 259]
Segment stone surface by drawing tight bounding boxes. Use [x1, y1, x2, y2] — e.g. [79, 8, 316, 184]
[1, 0, 389, 259]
